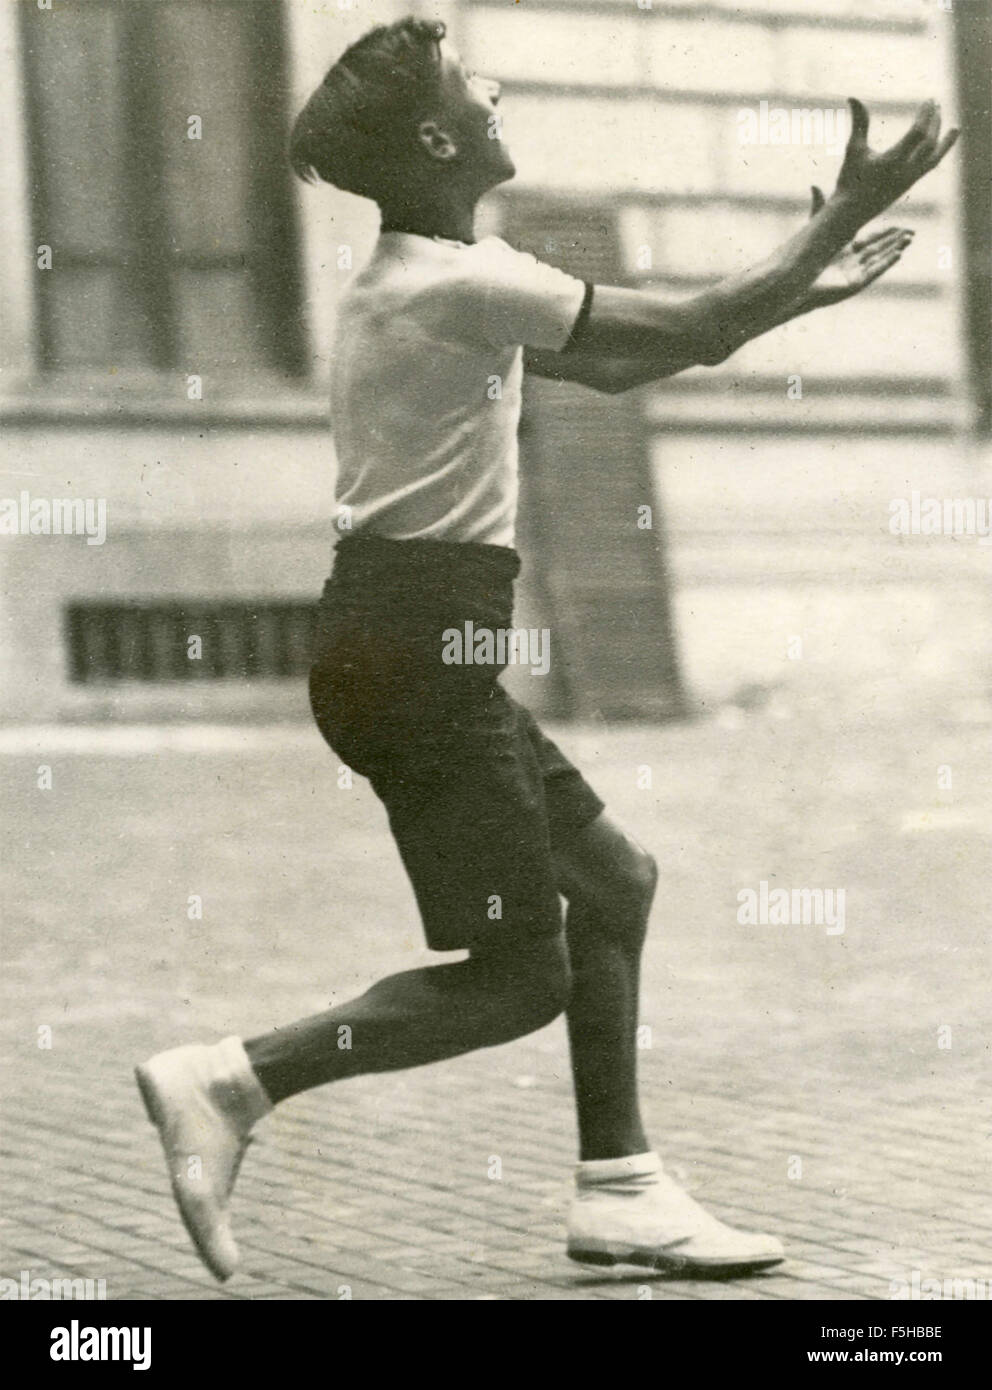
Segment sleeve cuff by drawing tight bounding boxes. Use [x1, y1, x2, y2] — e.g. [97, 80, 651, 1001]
[561, 281, 595, 354]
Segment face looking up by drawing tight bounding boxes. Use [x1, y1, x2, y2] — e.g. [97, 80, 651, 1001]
[420, 45, 516, 193]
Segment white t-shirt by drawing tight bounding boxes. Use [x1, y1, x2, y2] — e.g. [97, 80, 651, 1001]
[330, 233, 587, 548]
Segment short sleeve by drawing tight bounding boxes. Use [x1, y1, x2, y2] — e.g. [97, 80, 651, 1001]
[437, 238, 588, 351]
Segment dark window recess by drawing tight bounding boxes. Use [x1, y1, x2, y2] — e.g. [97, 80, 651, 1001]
[65, 602, 317, 683]
[20, 0, 306, 376]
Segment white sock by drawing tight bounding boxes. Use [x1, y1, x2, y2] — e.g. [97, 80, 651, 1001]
[576, 1151, 662, 1187]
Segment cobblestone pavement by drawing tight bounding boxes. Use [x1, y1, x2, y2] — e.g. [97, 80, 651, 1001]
[2, 701, 990, 1301]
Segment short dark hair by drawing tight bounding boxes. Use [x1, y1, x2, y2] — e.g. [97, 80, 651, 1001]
[289, 17, 447, 201]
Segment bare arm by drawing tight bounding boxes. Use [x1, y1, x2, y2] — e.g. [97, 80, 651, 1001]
[526, 207, 914, 393]
[527, 98, 956, 393]
[574, 196, 867, 365]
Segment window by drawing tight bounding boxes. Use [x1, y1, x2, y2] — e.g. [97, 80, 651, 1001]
[20, 0, 306, 377]
[65, 600, 317, 683]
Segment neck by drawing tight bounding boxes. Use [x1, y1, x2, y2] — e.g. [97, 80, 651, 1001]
[379, 191, 478, 245]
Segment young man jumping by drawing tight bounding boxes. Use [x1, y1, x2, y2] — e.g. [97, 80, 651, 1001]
[136, 17, 956, 1285]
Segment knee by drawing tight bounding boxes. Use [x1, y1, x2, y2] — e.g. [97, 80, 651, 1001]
[599, 845, 658, 920]
[615, 848, 658, 948]
[476, 935, 571, 1033]
[632, 848, 659, 911]
[571, 844, 657, 953]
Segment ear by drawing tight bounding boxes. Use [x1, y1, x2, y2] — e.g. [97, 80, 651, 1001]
[417, 119, 458, 163]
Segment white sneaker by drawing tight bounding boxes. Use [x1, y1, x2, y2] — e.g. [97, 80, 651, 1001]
[135, 1036, 272, 1282]
[567, 1151, 785, 1275]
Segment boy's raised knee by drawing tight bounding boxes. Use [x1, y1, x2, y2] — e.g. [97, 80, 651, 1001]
[473, 933, 570, 1033]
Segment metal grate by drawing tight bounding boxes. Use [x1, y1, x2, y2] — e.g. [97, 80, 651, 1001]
[65, 601, 317, 684]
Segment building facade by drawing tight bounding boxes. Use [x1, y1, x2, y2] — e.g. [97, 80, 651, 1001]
[0, 0, 985, 724]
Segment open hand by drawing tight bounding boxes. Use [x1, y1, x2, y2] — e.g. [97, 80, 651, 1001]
[833, 98, 958, 223]
[805, 185, 913, 307]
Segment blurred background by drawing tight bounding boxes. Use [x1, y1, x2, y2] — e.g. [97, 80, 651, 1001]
[1, 0, 988, 727]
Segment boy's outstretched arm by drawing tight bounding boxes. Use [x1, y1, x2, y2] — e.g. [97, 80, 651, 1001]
[527, 97, 957, 394]
[526, 209, 913, 393]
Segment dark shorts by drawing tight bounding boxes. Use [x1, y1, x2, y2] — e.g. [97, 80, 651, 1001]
[308, 534, 605, 952]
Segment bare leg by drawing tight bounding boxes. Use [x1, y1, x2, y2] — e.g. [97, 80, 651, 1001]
[558, 821, 786, 1272]
[555, 812, 658, 1161]
[244, 931, 570, 1103]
